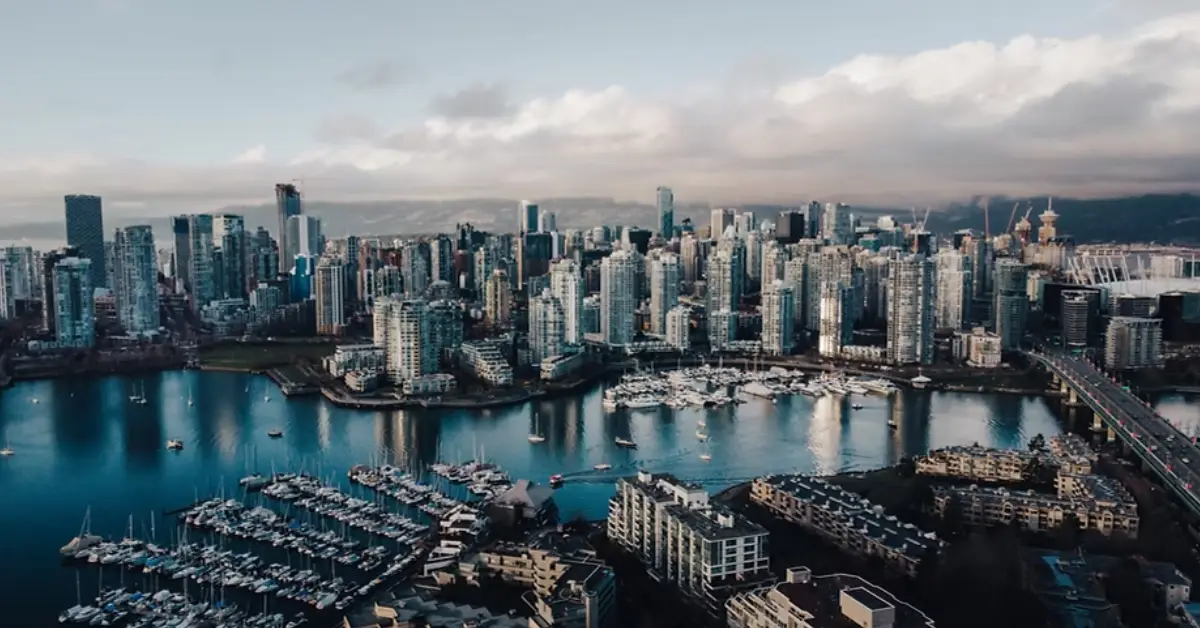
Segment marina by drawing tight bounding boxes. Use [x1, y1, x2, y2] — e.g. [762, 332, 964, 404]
[0, 369, 1121, 623]
[601, 365, 898, 410]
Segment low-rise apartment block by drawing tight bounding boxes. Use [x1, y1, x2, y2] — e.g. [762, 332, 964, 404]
[607, 471, 772, 615]
[727, 566, 936, 628]
[470, 534, 617, 628]
[459, 341, 514, 386]
[915, 434, 1095, 483]
[750, 475, 940, 578]
[932, 472, 1139, 537]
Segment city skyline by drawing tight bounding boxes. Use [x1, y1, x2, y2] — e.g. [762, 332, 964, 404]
[2, 2, 1199, 220]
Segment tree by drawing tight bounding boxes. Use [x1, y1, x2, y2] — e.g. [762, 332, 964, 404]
[941, 495, 966, 537]
[1105, 557, 1156, 628]
[1028, 433, 1047, 453]
[1058, 512, 1082, 550]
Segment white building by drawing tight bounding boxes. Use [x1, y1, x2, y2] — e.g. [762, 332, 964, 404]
[460, 341, 514, 386]
[760, 280, 795, 355]
[112, 225, 160, 335]
[952, 327, 1002, 368]
[650, 252, 681, 336]
[600, 249, 637, 346]
[887, 254, 936, 365]
[529, 289, 565, 364]
[818, 282, 853, 358]
[707, 236, 745, 314]
[935, 250, 972, 331]
[549, 258, 584, 345]
[666, 305, 691, 351]
[607, 472, 771, 614]
[1105, 317, 1163, 370]
[385, 298, 434, 383]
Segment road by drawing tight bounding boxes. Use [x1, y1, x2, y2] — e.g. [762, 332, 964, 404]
[1030, 350, 1200, 517]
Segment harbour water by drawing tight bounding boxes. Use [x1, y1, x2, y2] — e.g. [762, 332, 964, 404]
[1, 369, 1196, 623]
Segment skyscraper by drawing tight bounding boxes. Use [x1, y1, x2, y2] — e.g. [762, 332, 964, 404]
[529, 289, 566, 363]
[775, 210, 805, 245]
[538, 208, 557, 233]
[275, 183, 303, 273]
[214, 214, 248, 299]
[656, 186, 674, 238]
[112, 225, 160, 335]
[64, 194, 106, 289]
[710, 208, 736, 239]
[52, 256, 95, 348]
[485, 270, 512, 328]
[818, 281, 853, 357]
[706, 236, 745, 315]
[315, 257, 346, 336]
[186, 214, 216, 310]
[935, 250, 972, 331]
[383, 298, 434, 383]
[286, 215, 323, 264]
[172, 216, 191, 292]
[550, 259, 584, 345]
[401, 242, 430, 298]
[761, 280, 795, 355]
[887, 254, 936, 365]
[993, 259, 1029, 350]
[600, 249, 637, 346]
[821, 202, 853, 245]
[519, 200, 539, 234]
[649, 253, 680, 336]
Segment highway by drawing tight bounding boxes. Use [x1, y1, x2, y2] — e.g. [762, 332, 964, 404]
[1030, 350, 1200, 517]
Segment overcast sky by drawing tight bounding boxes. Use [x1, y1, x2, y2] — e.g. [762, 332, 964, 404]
[1, 0, 1198, 220]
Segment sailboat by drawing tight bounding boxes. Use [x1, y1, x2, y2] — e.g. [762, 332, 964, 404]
[695, 429, 708, 441]
[699, 441, 712, 462]
[527, 412, 546, 444]
[0, 437, 13, 457]
[60, 507, 103, 556]
[129, 381, 148, 405]
[187, 386, 194, 407]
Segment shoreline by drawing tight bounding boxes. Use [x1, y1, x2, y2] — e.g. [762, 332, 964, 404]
[5, 358, 1200, 408]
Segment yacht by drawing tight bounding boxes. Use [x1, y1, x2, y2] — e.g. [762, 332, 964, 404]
[549, 474, 565, 488]
[1, 435, 13, 456]
[699, 445, 712, 462]
[614, 437, 638, 449]
[527, 433, 546, 444]
[851, 403, 863, 410]
[30, 398, 39, 404]
[695, 430, 708, 441]
[166, 439, 184, 451]
[624, 396, 661, 410]
[264, 395, 271, 402]
[267, 429, 284, 438]
[593, 463, 613, 471]
[129, 381, 148, 405]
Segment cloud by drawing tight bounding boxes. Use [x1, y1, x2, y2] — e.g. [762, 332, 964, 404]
[335, 60, 421, 90]
[232, 144, 266, 164]
[428, 83, 515, 119]
[7, 12, 1200, 216]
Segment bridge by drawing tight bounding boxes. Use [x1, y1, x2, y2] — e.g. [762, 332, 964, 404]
[1029, 350, 1200, 518]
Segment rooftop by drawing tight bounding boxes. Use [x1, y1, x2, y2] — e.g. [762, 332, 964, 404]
[762, 571, 935, 628]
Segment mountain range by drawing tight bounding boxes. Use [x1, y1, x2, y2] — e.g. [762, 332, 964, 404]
[3, 193, 1199, 247]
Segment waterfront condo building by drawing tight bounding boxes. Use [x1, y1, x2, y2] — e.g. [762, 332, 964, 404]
[727, 566, 936, 628]
[607, 471, 772, 615]
[64, 194, 107, 289]
[750, 475, 940, 578]
[111, 225, 161, 335]
[52, 256, 96, 348]
[932, 474, 1139, 538]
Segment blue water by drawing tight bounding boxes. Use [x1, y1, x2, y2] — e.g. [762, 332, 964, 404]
[0, 369, 1127, 622]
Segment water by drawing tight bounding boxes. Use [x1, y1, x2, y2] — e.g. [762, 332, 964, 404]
[2, 369, 1185, 622]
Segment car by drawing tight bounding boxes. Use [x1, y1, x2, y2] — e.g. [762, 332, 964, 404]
[1185, 457, 1191, 464]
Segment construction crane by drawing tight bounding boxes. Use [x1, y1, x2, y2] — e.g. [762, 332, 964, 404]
[291, 176, 332, 199]
[1005, 202, 1020, 233]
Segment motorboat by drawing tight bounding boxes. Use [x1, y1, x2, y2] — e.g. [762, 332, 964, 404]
[0, 437, 13, 456]
[527, 434, 546, 444]
[695, 431, 708, 441]
[614, 437, 638, 449]
[699, 452, 712, 462]
[267, 429, 284, 438]
[593, 463, 613, 471]
[549, 474, 565, 488]
[166, 439, 184, 451]
[887, 419, 898, 429]
[851, 403, 863, 410]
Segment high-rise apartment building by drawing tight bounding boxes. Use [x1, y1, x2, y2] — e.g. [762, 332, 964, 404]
[52, 257, 95, 348]
[529, 290, 566, 364]
[707, 237, 745, 315]
[935, 250, 972, 331]
[214, 214, 248, 299]
[666, 305, 691, 351]
[818, 282, 853, 357]
[774, 210, 805, 245]
[286, 215, 323, 264]
[485, 270, 512, 328]
[537, 207, 557, 234]
[650, 253, 681, 336]
[887, 254, 936, 365]
[111, 225, 160, 335]
[1105, 317, 1163, 371]
[1061, 290, 1101, 349]
[172, 216, 191, 292]
[600, 249, 637, 346]
[657, 186, 674, 237]
[761, 280, 795, 355]
[761, 241, 786, 284]
[429, 235, 455, 285]
[315, 257, 346, 336]
[275, 183, 303, 274]
[710, 208, 736, 240]
[821, 202, 852, 245]
[993, 259, 1029, 350]
[383, 298, 435, 383]
[64, 194, 106, 288]
[180, 214, 216, 311]
[550, 259, 584, 345]
[401, 242, 430, 298]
